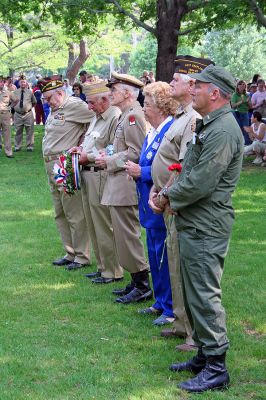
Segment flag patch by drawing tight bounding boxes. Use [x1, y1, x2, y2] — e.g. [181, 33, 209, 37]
[129, 115, 136, 125]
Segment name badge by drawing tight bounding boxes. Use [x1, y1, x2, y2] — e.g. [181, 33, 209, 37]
[53, 113, 65, 126]
[151, 141, 159, 150]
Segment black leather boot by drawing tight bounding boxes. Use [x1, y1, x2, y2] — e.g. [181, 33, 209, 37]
[170, 348, 206, 373]
[178, 353, 230, 393]
[115, 270, 153, 304]
[112, 280, 135, 296]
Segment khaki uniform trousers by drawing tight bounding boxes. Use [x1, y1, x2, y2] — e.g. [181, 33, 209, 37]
[14, 111, 34, 150]
[109, 205, 147, 273]
[164, 213, 193, 341]
[81, 169, 123, 279]
[0, 112, 12, 156]
[45, 159, 90, 264]
[179, 229, 230, 356]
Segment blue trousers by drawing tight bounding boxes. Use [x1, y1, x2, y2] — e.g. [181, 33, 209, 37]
[146, 228, 174, 317]
[234, 111, 251, 145]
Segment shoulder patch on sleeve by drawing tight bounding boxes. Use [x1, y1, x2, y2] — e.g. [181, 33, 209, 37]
[129, 115, 136, 126]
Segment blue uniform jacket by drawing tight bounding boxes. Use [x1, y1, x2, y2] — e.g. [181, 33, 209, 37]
[137, 118, 174, 229]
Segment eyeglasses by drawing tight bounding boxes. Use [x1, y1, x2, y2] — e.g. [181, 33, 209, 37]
[42, 94, 53, 103]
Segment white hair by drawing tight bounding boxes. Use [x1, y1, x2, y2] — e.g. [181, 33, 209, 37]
[179, 73, 193, 83]
[118, 83, 139, 100]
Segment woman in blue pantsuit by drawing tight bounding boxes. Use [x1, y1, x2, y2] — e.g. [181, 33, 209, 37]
[125, 81, 178, 325]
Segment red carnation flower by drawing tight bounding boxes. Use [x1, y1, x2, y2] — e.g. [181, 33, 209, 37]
[168, 163, 182, 173]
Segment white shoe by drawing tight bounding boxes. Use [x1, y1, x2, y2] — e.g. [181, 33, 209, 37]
[252, 157, 263, 165]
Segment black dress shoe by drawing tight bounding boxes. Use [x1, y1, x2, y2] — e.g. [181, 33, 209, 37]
[52, 257, 72, 266]
[115, 287, 153, 304]
[91, 276, 124, 284]
[66, 262, 88, 270]
[84, 271, 101, 279]
[112, 282, 135, 296]
[6, 155, 14, 158]
[178, 354, 229, 393]
[170, 349, 206, 373]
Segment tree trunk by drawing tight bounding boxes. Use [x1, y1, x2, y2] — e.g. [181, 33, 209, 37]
[67, 42, 76, 71]
[155, 0, 187, 82]
[66, 39, 89, 85]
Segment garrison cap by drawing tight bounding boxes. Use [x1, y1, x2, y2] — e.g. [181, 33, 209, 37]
[41, 80, 64, 93]
[106, 71, 144, 89]
[85, 80, 109, 96]
[189, 64, 236, 94]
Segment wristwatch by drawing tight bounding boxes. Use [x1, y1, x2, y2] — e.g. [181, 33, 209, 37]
[160, 186, 169, 199]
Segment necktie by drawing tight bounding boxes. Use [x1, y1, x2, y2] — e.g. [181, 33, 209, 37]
[19, 90, 24, 109]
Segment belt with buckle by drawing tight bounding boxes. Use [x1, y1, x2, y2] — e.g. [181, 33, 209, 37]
[16, 110, 31, 115]
[82, 166, 104, 172]
[43, 154, 61, 163]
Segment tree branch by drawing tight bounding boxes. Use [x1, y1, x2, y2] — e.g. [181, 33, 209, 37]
[0, 39, 8, 49]
[175, 27, 198, 36]
[187, 0, 212, 12]
[106, 0, 156, 35]
[247, 0, 266, 27]
[14, 62, 43, 72]
[0, 34, 52, 57]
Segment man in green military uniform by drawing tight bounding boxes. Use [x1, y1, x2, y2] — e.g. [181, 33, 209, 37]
[158, 65, 244, 392]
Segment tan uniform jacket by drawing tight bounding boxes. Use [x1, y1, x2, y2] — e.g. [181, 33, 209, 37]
[13, 88, 36, 113]
[101, 101, 146, 206]
[152, 102, 200, 190]
[82, 106, 121, 163]
[0, 88, 18, 112]
[43, 96, 94, 156]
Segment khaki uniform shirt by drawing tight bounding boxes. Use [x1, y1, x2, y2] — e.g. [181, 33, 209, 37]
[13, 88, 36, 113]
[152, 102, 199, 190]
[168, 104, 244, 237]
[42, 96, 94, 156]
[0, 88, 18, 112]
[82, 106, 121, 165]
[101, 101, 146, 206]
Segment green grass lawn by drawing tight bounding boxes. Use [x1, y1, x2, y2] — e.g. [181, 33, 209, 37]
[0, 126, 265, 400]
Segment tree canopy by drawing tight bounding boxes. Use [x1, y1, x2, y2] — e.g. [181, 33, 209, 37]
[0, 0, 265, 80]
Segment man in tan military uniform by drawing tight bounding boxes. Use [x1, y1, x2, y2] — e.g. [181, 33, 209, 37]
[96, 72, 152, 303]
[13, 76, 37, 152]
[149, 73, 200, 350]
[70, 81, 123, 283]
[0, 76, 18, 157]
[42, 80, 94, 270]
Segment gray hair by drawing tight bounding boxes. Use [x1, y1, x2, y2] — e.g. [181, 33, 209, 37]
[118, 83, 139, 100]
[179, 73, 193, 83]
[208, 83, 231, 100]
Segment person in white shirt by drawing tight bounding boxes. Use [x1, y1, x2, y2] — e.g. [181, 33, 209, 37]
[63, 79, 73, 96]
[244, 111, 266, 164]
